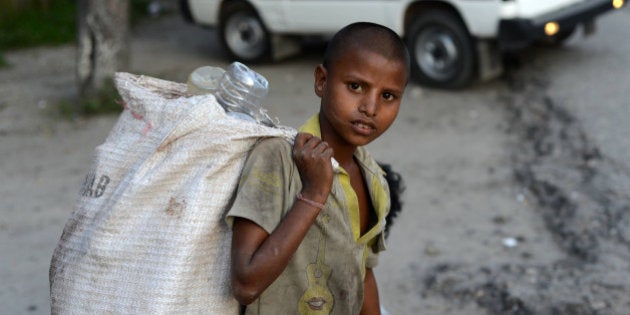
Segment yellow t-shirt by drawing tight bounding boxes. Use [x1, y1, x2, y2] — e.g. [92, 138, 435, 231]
[227, 114, 390, 315]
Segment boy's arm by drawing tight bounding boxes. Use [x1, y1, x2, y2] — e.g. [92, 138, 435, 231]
[360, 268, 381, 315]
[230, 132, 334, 305]
[231, 204, 319, 305]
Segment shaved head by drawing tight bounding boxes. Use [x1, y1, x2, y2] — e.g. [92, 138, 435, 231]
[323, 22, 410, 78]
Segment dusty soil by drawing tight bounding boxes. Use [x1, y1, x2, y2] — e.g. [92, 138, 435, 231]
[418, 67, 630, 315]
[1, 11, 628, 315]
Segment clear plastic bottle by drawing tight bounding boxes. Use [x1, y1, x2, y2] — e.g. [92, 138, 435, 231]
[186, 66, 225, 95]
[215, 62, 275, 126]
[187, 62, 274, 126]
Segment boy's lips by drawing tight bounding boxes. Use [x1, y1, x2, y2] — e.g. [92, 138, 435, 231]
[351, 119, 376, 136]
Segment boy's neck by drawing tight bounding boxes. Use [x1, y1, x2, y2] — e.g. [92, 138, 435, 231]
[334, 150, 357, 171]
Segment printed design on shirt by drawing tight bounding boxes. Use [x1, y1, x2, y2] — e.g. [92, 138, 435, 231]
[298, 214, 334, 314]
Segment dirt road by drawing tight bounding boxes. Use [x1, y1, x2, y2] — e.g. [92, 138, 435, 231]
[1, 11, 628, 315]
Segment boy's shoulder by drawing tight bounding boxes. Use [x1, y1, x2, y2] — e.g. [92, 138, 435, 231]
[247, 137, 294, 167]
[252, 137, 293, 153]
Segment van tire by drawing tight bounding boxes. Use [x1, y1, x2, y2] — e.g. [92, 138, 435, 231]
[219, 1, 271, 62]
[406, 10, 476, 89]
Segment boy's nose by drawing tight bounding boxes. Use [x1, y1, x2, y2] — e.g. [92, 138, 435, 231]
[359, 96, 377, 117]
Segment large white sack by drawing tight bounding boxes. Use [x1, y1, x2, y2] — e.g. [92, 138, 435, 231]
[50, 72, 295, 314]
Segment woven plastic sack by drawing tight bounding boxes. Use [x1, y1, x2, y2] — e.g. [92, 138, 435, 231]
[49, 72, 296, 314]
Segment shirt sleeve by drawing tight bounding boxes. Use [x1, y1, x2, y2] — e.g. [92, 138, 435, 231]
[365, 246, 380, 268]
[365, 230, 386, 268]
[226, 138, 294, 234]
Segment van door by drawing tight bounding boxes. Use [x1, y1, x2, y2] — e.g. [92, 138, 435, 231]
[280, 0, 398, 34]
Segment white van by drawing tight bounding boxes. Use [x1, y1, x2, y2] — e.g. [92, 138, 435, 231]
[180, 0, 625, 88]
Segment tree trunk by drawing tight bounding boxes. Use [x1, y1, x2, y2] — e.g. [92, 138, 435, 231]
[76, 0, 129, 100]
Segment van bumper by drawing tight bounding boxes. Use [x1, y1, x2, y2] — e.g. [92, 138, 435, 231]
[498, 0, 624, 50]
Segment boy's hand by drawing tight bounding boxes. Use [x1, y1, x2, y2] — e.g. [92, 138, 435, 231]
[293, 132, 334, 203]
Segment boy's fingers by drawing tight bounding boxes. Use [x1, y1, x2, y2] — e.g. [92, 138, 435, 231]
[294, 132, 313, 148]
[315, 141, 332, 155]
[295, 132, 327, 151]
[294, 133, 333, 161]
[305, 137, 332, 156]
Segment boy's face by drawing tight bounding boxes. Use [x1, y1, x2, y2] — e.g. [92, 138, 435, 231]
[315, 47, 407, 149]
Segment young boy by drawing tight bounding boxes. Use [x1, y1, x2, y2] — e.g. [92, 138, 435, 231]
[226, 22, 410, 315]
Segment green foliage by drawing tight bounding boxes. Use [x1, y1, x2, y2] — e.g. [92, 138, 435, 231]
[131, 0, 154, 22]
[0, 53, 7, 68]
[57, 78, 123, 118]
[0, 0, 153, 67]
[0, 0, 76, 50]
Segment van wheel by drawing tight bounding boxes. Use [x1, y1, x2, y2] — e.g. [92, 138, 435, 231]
[406, 10, 476, 89]
[219, 1, 271, 62]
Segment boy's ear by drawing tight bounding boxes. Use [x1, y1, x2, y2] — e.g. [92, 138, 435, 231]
[314, 64, 327, 97]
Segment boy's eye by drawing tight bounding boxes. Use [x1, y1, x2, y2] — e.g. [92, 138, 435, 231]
[348, 83, 361, 91]
[382, 92, 395, 101]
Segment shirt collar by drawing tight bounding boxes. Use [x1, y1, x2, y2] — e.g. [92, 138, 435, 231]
[298, 113, 322, 137]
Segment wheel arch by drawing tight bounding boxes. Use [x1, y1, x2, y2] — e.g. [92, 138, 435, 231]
[219, 0, 258, 25]
[403, 1, 471, 38]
